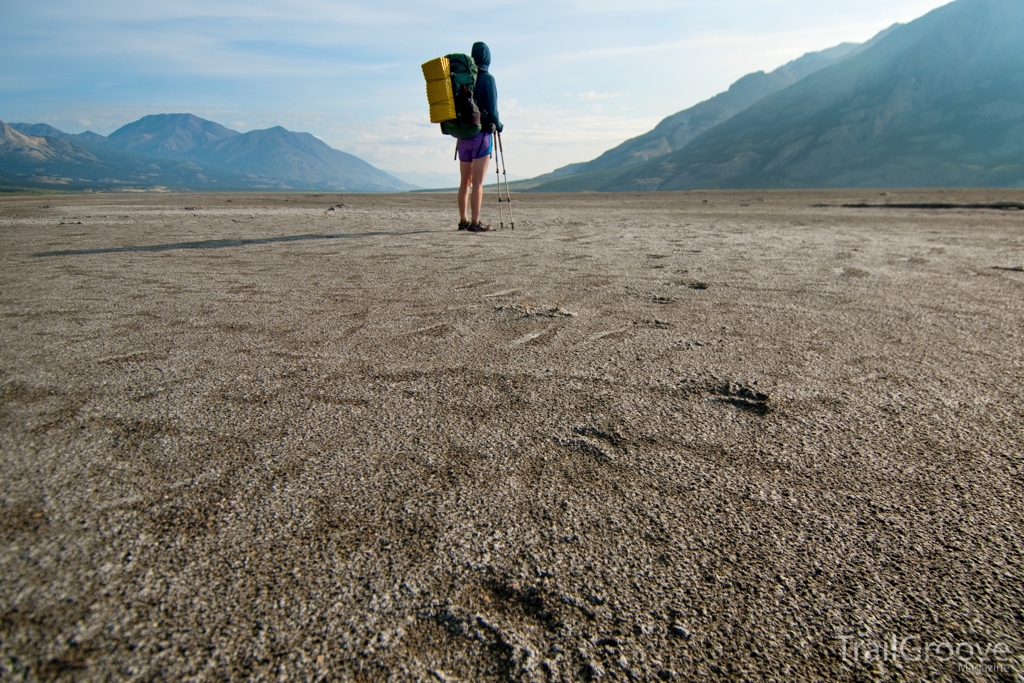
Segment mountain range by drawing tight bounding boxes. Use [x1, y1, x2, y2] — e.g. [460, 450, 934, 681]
[0, 114, 413, 192]
[5, 0, 1021, 193]
[526, 0, 1024, 190]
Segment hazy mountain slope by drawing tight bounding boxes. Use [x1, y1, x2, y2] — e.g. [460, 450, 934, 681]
[9, 123, 72, 139]
[188, 126, 415, 191]
[526, 38, 894, 191]
[10, 123, 109, 146]
[0, 119, 248, 189]
[74, 131, 109, 145]
[384, 170, 454, 190]
[1, 122, 68, 161]
[607, 0, 1024, 190]
[105, 113, 240, 159]
[2, 115, 414, 192]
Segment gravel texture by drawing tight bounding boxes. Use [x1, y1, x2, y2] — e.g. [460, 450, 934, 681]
[1, 190, 1022, 682]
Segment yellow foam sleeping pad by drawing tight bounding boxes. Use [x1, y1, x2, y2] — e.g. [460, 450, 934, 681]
[422, 57, 456, 123]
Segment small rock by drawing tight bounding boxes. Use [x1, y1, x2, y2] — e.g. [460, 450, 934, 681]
[669, 624, 691, 639]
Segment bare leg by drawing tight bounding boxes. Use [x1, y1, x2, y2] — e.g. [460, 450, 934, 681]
[458, 161, 473, 224]
[470, 154, 491, 224]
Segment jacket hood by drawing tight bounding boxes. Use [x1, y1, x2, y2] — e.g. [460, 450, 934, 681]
[472, 42, 491, 71]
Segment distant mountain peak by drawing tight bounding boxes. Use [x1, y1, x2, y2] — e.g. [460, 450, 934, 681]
[106, 113, 240, 159]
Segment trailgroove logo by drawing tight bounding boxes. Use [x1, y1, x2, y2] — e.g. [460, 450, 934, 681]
[838, 635, 1013, 673]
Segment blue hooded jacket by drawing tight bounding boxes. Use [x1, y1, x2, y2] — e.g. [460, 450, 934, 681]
[472, 42, 502, 133]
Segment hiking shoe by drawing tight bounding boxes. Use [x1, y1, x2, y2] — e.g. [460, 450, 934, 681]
[468, 223, 492, 232]
[458, 221, 470, 230]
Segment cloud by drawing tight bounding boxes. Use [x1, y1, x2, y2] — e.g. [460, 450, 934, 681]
[23, 0, 418, 28]
[577, 92, 623, 102]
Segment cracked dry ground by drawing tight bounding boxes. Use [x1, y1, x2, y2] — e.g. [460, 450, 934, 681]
[1, 190, 1022, 682]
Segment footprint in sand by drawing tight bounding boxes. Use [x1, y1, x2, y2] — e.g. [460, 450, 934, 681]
[586, 328, 629, 342]
[714, 382, 771, 415]
[510, 326, 560, 346]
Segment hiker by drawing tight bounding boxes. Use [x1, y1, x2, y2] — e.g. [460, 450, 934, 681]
[457, 41, 503, 232]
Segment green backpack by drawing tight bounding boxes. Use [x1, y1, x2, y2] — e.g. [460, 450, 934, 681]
[441, 53, 482, 139]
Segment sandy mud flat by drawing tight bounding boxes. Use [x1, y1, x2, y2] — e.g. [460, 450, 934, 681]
[1, 190, 1022, 681]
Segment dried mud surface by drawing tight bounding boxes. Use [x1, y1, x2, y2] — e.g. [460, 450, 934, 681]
[1, 190, 1022, 682]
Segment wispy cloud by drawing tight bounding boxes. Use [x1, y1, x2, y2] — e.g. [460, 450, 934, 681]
[576, 92, 623, 102]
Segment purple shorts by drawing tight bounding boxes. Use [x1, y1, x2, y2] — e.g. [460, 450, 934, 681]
[456, 132, 492, 162]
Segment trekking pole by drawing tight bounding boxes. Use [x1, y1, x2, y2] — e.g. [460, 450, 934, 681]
[494, 133, 507, 229]
[496, 130, 514, 229]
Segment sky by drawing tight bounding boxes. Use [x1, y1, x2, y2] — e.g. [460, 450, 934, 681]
[1, 0, 955, 184]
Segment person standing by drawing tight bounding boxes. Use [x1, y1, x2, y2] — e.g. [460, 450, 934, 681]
[457, 42, 503, 232]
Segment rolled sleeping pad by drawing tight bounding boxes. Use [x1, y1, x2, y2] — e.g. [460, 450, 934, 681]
[422, 57, 456, 123]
